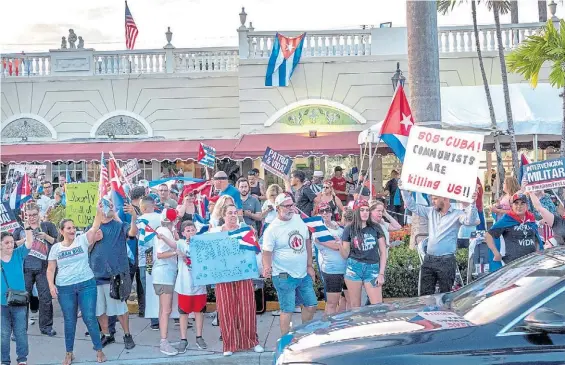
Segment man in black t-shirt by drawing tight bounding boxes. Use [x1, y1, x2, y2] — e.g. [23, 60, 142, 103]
[285, 170, 316, 217]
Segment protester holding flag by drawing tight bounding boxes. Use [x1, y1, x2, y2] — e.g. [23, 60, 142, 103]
[529, 191, 565, 247]
[1, 229, 34, 365]
[208, 204, 264, 356]
[212, 171, 242, 209]
[314, 203, 346, 315]
[263, 193, 318, 335]
[46, 206, 107, 365]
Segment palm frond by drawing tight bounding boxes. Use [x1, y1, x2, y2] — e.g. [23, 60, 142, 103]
[437, 0, 465, 15]
[481, 0, 512, 15]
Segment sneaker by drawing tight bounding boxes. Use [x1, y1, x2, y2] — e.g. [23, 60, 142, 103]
[176, 339, 188, 354]
[254, 345, 265, 353]
[223, 351, 233, 357]
[195, 337, 207, 350]
[160, 339, 178, 356]
[101, 334, 115, 347]
[17, 362, 27, 365]
[150, 323, 160, 331]
[174, 319, 180, 326]
[138, 312, 145, 318]
[40, 329, 57, 337]
[294, 306, 302, 313]
[271, 310, 281, 316]
[85, 331, 90, 336]
[212, 315, 219, 326]
[123, 334, 135, 350]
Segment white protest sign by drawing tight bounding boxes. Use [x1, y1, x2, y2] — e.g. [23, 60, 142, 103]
[121, 159, 141, 181]
[401, 126, 484, 203]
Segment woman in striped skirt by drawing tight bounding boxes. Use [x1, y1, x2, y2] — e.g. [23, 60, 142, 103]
[208, 204, 264, 356]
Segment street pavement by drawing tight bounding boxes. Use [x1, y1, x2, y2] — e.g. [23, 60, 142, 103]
[14, 306, 325, 365]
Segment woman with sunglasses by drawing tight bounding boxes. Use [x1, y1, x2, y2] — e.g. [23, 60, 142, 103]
[339, 201, 387, 308]
[314, 180, 344, 221]
[314, 203, 346, 315]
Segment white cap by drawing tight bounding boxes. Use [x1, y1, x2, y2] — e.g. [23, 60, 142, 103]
[275, 193, 293, 207]
[313, 171, 324, 178]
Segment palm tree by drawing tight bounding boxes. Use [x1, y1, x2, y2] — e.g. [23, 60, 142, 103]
[507, 19, 565, 157]
[437, 0, 506, 194]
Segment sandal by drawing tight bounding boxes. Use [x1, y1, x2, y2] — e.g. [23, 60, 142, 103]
[96, 350, 107, 363]
[62, 352, 74, 365]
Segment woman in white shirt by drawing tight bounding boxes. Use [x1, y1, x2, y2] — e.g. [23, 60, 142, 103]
[47, 205, 107, 365]
[157, 220, 208, 353]
[152, 208, 180, 356]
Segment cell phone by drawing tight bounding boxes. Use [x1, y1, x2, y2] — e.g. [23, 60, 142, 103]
[279, 273, 289, 279]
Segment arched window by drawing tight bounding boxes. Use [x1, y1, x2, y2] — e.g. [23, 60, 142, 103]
[91, 111, 153, 138]
[1, 114, 57, 142]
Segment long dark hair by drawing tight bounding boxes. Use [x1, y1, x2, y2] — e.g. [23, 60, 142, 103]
[349, 208, 383, 244]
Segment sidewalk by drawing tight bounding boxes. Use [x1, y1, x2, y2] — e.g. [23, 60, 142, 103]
[13, 306, 324, 365]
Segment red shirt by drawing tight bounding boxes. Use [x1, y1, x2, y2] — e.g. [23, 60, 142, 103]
[330, 176, 347, 201]
[476, 179, 484, 212]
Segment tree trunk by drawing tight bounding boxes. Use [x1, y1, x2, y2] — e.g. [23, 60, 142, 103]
[406, 0, 442, 127]
[561, 86, 565, 157]
[510, 0, 519, 24]
[538, 0, 548, 22]
[472, 0, 505, 197]
[493, 5, 520, 177]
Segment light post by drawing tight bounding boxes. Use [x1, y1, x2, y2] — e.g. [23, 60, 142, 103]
[391, 62, 406, 91]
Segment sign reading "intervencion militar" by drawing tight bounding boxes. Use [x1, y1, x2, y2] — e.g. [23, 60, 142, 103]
[525, 157, 565, 192]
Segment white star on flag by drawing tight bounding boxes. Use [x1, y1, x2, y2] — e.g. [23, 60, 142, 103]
[400, 113, 413, 130]
[286, 43, 294, 52]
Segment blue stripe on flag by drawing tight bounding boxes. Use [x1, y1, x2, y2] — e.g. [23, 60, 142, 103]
[381, 134, 406, 162]
[265, 34, 281, 86]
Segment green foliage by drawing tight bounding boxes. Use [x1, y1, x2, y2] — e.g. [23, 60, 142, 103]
[507, 20, 565, 89]
[437, 0, 511, 15]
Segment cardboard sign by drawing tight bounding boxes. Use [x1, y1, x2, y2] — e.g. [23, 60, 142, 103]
[66, 183, 98, 227]
[401, 126, 484, 203]
[190, 231, 259, 285]
[0, 202, 19, 233]
[121, 158, 141, 181]
[261, 147, 293, 179]
[525, 157, 565, 192]
[197, 143, 216, 169]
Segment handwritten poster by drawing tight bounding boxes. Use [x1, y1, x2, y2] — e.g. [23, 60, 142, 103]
[66, 182, 98, 227]
[261, 147, 293, 179]
[0, 202, 19, 233]
[197, 143, 217, 169]
[525, 157, 565, 192]
[190, 231, 259, 285]
[121, 158, 141, 181]
[401, 126, 484, 203]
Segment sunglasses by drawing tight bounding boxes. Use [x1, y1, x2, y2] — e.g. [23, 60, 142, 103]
[319, 209, 332, 214]
[280, 203, 295, 209]
[323, 186, 331, 189]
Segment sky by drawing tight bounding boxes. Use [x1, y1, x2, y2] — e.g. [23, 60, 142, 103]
[1, 0, 565, 53]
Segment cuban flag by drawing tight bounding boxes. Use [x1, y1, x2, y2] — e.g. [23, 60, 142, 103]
[302, 216, 334, 243]
[193, 214, 210, 235]
[265, 33, 306, 87]
[136, 218, 157, 244]
[9, 173, 31, 210]
[229, 226, 261, 253]
[108, 157, 127, 211]
[518, 153, 530, 186]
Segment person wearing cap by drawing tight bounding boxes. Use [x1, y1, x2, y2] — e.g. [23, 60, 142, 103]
[339, 200, 387, 307]
[330, 166, 348, 204]
[285, 170, 317, 217]
[152, 208, 180, 356]
[486, 193, 542, 268]
[310, 171, 325, 195]
[213, 171, 242, 210]
[400, 183, 478, 295]
[347, 186, 371, 209]
[262, 193, 318, 335]
[247, 170, 266, 201]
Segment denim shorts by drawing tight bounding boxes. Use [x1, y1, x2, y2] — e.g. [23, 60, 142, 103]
[344, 258, 380, 286]
[271, 274, 318, 313]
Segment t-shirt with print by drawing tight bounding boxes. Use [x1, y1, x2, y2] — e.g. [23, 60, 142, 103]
[293, 185, 317, 217]
[488, 223, 538, 264]
[48, 234, 94, 286]
[175, 240, 206, 296]
[1, 245, 30, 306]
[315, 225, 346, 274]
[262, 214, 310, 279]
[242, 195, 262, 231]
[551, 214, 565, 246]
[152, 227, 178, 285]
[137, 212, 162, 267]
[14, 221, 58, 270]
[330, 176, 347, 202]
[342, 224, 382, 264]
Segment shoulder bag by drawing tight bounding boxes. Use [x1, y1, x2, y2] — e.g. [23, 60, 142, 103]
[1, 266, 29, 306]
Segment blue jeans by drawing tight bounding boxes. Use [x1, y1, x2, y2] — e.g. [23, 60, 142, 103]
[57, 278, 103, 352]
[139, 267, 158, 326]
[272, 274, 318, 313]
[1, 305, 28, 364]
[345, 258, 380, 286]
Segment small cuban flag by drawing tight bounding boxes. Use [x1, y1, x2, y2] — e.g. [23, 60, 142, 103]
[265, 32, 306, 87]
[136, 218, 157, 245]
[197, 143, 216, 169]
[193, 214, 210, 235]
[229, 226, 261, 253]
[302, 216, 334, 243]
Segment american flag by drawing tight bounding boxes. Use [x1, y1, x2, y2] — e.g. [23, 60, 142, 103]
[99, 152, 109, 199]
[125, 1, 138, 50]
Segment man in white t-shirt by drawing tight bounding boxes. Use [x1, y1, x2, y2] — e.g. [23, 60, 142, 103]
[262, 193, 318, 335]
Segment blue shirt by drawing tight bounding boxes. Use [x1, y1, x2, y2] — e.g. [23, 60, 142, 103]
[221, 185, 243, 209]
[89, 220, 130, 284]
[402, 190, 479, 256]
[1, 245, 30, 306]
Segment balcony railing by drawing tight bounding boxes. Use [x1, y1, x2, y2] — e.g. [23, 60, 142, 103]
[173, 47, 239, 72]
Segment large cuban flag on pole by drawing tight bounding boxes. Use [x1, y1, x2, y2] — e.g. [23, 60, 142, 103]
[265, 33, 306, 87]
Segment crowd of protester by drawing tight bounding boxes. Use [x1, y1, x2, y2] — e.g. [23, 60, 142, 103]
[2, 166, 564, 364]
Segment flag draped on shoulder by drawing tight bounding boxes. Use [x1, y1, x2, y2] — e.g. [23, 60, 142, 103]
[136, 218, 157, 244]
[9, 173, 31, 210]
[265, 33, 306, 87]
[229, 226, 261, 252]
[302, 216, 334, 243]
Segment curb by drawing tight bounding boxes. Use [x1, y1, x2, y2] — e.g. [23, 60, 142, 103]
[59, 352, 275, 365]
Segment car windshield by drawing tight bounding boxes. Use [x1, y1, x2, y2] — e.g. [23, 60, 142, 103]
[443, 248, 565, 325]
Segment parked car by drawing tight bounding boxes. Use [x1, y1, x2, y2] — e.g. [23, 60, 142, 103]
[275, 247, 565, 365]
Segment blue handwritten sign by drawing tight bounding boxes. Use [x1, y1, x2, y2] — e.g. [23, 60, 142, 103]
[525, 157, 565, 192]
[261, 147, 293, 179]
[190, 231, 259, 285]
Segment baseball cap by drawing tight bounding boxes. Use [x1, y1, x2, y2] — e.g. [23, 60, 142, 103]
[334, 166, 343, 172]
[512, 193, 528, 203]
[353, 200, 369, 210]
[161, 208, 178, 222]
[313, 171, 324, 178]
[275, 193, 293, 207]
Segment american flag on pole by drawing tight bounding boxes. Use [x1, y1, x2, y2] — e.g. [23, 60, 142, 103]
[125, 1, 138, 50]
